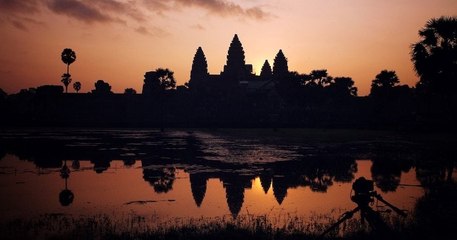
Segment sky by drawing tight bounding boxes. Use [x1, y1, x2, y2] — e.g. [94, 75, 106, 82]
[0, 0, 456, 96]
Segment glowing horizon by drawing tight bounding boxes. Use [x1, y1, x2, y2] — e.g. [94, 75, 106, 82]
[1, 0, 456, 96]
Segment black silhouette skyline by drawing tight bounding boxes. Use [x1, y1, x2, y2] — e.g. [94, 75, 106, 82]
[0, 17, 456, 131]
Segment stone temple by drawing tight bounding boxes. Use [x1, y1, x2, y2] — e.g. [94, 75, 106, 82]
[188, 34, 289, 93]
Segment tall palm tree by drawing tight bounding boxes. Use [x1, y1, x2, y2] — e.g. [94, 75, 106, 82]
[61, 48, 76, 93]
[61, 48, 76, 75]
[411, 16, 457, 95]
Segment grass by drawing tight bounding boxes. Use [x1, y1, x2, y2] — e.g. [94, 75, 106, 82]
[0, 211, 417, 240]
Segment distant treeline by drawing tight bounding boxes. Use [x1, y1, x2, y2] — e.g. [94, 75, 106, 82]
[0, 81, 451, 131]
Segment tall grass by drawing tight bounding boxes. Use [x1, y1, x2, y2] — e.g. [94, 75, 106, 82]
[0, 211, 415, 240]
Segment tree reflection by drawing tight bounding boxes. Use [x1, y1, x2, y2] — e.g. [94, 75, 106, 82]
[59, 160, 74, 206]
[143, 167, 176, 193]
[371, 153, 413, 192]
[415, 149, 455, 189]
[91, 157, 111, 174]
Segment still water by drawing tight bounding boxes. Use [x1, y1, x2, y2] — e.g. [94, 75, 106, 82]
[0, 129, 448, 225]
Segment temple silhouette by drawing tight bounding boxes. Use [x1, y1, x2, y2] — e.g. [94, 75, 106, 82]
[1, 34, 452, 130]
[188, 34, 280, 93]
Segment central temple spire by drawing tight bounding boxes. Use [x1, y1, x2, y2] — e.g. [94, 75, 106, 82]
[225, 34, 245, 69]
[222, 34, 249, 85]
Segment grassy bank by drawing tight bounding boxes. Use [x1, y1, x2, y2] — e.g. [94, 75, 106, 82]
[0, 212, 415, 240]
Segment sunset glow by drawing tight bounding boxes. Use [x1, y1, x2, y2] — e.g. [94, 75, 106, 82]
[1, 0, 456, 95]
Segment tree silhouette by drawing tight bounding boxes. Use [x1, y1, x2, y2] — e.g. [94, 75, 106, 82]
[411, 16, 457, 96]
[143, 68, 176, 95]
[306, 69, 333, 87]
[370, 70, 399, 96]
[124, 88, 137, 94]
[73, 81, 81, 93]
[0, 88, 7, 100]
[61, 48, 76, 93]
[330, 77, 358, 97]
[92, 80, 112, 95]
[61, 73, 72, 93]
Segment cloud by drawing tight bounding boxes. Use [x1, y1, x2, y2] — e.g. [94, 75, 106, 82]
[173, 0, 272, 20]
[0, 0, 43, 30]
[142, 0, 172, 15]
[142, 0, 271, 20]
[135, 26, 170, 37]
[94, 0, 146, 22]
[46, 0, 113, 24]
[1, 0, 271, 34]
[0, 0, 41, 14]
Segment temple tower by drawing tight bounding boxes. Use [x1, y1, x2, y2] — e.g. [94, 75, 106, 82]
[272, 49, 289, 79]
[189, 47, 209, 90]
[222, 34, 249, 86]
[260, 60, 272, 81]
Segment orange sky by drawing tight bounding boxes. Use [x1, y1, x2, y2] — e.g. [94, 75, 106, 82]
[0, 0, 456, 96]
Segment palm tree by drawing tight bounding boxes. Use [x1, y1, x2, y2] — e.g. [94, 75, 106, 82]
[411, 16, 457, 95]
[73, 81, 81, 93]
[371, 70, 399, 89]
[61, 48, 76, 93]
[61, 73, 72, 93]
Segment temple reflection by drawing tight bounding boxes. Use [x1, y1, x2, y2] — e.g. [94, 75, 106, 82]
[189, 173, 208, 207]
[0, 129, 454, 219]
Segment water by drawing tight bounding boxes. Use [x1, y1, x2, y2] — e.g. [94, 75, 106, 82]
[0, 129, 452, 227]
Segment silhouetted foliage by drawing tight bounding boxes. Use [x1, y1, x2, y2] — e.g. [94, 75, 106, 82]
[306, 70, 333, 87]
[61, 48, 76, 93]
[143, 167, 176, 193]
[92, 80, 112, 95]
[124, 88, 137, 94]
[143, 68, 176, 95]
[59, 189, 74, 206]
[411, 16, 457, 96]
[329, 77, 358, 97]
[36, 85, 64, 95]
[73, 81, 81, 93]
[0, 88, 8, 100]
[367, 70, 414, 129]
[60, 73, 72, 93]
[370, 70, 399, 94]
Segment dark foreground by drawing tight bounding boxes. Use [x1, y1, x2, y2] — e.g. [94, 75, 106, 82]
[1, 185, 456, 240]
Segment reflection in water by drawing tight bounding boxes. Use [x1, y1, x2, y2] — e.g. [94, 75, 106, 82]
[0, 129, 454, 226]
[143, 167, 176, 193]
[370, 152, 413, 192]
[190, 173, 207, 207]
[59, 160, 74, 206]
